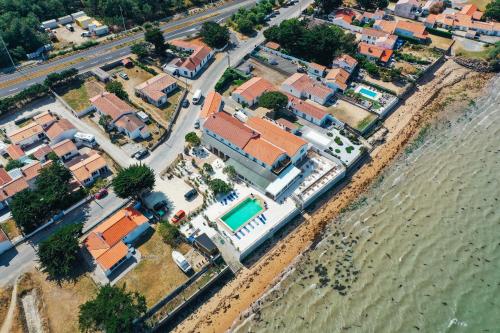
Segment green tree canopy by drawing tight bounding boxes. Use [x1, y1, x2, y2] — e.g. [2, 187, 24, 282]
[314, 0, 343, 14]
[357, 0, 388, 10]
[79, 284, 147, 333]
[10, 189, 47, 234]
[157, 221, 180, 246]
[485, 0, 500, 21]
[200, 21, 230, 49]
[209, 178, 232, 195]
[5, 159, 24, 171]
[37, 223, 83, 280]
[145, 27, 167, 55]
[258, 91, 288, 111]
[112, 164, 155, 201]
[130, 43, 149, 58]
[185, 132, 201, 146]
[223, 165, 237, 180]
[105, 80, 129, 100]
[35, 161, 72, 210]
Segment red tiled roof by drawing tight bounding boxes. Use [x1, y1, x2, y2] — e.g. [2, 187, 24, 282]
[6, 144, 25, 160]
[334, 54, 358, 67]
[170, 40, 213, 72]
[325, 68, 350, 90]
[309, 62, 326, 72]
[1, 177, 29, 198]
[51, 139, 77, 157]
[282, 73, 332, 101]
[0, 168, 12, 186]
[203, 111, 258, 149]
[45, 119, 75, 140]
[32, 145, 53, 160]
[265, 41, 280, 50]
[33, 111, 56, 128]
[243, 136, 285, 166]
[286, 94, 329, 121]
[200, 91, 223, 119]
[114, 114, 145, 133]
[135, 73, 177, 102]
[276, 118, 298, 130]
[233, 77, 275, 103]
[69, 153, 107, 183]
[90, 92, 135, 121]
[8, 123, 44, 145]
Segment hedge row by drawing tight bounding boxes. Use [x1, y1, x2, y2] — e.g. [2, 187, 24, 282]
[425, 27, 453, 39]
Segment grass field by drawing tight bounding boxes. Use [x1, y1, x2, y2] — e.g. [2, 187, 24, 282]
[58, 78, 104, 111]
[467, 0, 491, 11]
[1, 219, 21, 240]
[455, 46, 492, 60]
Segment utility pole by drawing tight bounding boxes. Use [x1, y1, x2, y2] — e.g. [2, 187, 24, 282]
[0, 35, 16, 70]
[119, 6, 127, 33]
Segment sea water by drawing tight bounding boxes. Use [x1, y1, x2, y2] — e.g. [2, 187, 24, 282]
[233, 76, 500, 333]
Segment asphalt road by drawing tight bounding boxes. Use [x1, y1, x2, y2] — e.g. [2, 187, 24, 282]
[0, 0, 254, 98]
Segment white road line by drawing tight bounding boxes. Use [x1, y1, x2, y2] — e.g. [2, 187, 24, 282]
[90, 61, 99, 65]
[8, 88, 18, 92]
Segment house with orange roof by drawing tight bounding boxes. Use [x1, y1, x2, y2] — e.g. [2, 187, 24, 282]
[51, 139, 79, 162]
[265, 41, 281, 51]
[460, 4, 483, 20]
[33, 111, 57, 129]
[45, 119, 77, 144]
[308, 62, 327, 78]
[134, 73, 178, 107]
[21, 160, 52, 187]
[361, 28, 398, 50]
[90, 92, 150, 140]
[7, 122, 45, 147]
[32, 145, 53, 162]
[69, 152, 109, 186]
[199, 91, 223, 120]
[6, 144, 25, 161]
[280, 73, 334, 105]
[332, 54, 358, 73]
[285, 93, 341, 127]
[232, 77, 276, 106]
[374, 19, 429, 42]
[358, 42, 394, 64]
[324, 68, 351, 92]
[169, 40, 214, 78]
[83, 207, 150, 276]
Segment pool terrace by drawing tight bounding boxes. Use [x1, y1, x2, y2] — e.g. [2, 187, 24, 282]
[218, 195, 266, 234]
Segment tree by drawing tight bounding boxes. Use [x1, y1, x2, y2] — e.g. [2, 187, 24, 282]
[105, 81, 128, 100]
[99, 114, 112, 131]
[37, 223, 83, 280]
[236, 18, 254, 35]
[5, 159, 24, 171]
[112, 164, 155, 201]
[429, 2, 444, 15]
[145, 27, 166, 55]
[10, 189, 47, 234]
[314, 0, 343, 14]
[258, 91, 288, 112]
[35, 162, 72, 210]
[209, 179, 232, 195]
[44, 68, 79, 88]
[185, 132, 201, 146]
[46, 151, 59, 161]
[157, 222, 180, 246]
[485, 0, 500, 21]
[223, 165, 237, 180]
[131, 43, 149, 58]
[200, 22, 230, 49]
[79, 284, 146, 333]
[357, 0, 388, 10]
[203, 163, 214, 174]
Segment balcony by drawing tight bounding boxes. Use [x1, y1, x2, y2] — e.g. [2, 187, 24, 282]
[271, 156, 291, 175]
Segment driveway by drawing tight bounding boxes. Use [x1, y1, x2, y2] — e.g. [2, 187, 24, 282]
[0, 190, 126, 286]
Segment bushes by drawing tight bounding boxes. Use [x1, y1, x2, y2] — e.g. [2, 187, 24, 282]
[215, 68, 249, 93]
[395, 52, 431, 65]
[158, 222, 180, 246]
[425, 27, 452, 39]
[0, 83, 49, 117]
[231, 0, 274, 35]
[44, 68, 79, 87]
[131, 59, 157, 75]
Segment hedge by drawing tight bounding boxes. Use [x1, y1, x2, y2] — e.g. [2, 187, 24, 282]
[361, 80, 397, 96]
[425, 27, 452, 39]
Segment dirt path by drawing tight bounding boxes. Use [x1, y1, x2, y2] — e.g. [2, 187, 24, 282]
[21, 290, 44, 333]
[0, 279, 18, 333]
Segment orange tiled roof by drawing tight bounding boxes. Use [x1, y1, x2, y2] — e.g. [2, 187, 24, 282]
[8, 122, 44, 145]
[282, 73, 332, 101]
[233, 77, 275, 103]
[170, 40, 213, 71]
[114, 114, 145, 133]
[96, 242, 129, 270]
[6, 144, 25, 160]
[32, 145, 53, 161]
[51, 139, 77, 157]
[90, 92, 135, 121]
[33, 111, 57, 128]
[396, 20, 428, 39]
[325, 68, 350, 91]
[246, 117, 308, 157]
[358, 42, 384, 58]
[265, 41, 280, 50]
[309, 62, 326, 72]
[286, 94, 329, 121]
[45, 119, 75, 140]
[69, 153, 107, 183]
[334, 54, 358, 67]
[200, 91, 222, 119]
[22, 161, 44, 181]
[1, 177, 29, 198]
[135, 73, 177, 102]
[243, 136, 285, 167]
[203, 111, 258, 149]
[0, 168, 12, 186]
[276, 118, 298, 130]
[0, 228, 8, 242]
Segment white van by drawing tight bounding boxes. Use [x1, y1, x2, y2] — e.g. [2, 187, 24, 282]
[192, 89, 202, 104]
[74, 132, 97, 148]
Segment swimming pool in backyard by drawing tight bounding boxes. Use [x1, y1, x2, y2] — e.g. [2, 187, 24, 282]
[220, 198, 264, 232]
[356, 86, 380, 101]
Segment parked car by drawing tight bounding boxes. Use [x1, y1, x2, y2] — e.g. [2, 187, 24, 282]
[182, 99, 190, 108]
[119, 72, 129, 80]
[194, 120, 200, 129]
[134, 148, 149, 160]
[94, 188, 108, 199]
[297, 66, 306, 73]
[153, 200, 168, 217]
[184, 189, 198, 201]
[171, 210, 186, 224]
[269, 58, 278, 65]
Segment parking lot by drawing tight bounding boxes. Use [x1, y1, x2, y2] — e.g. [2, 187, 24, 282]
[53, 24, 90, 48]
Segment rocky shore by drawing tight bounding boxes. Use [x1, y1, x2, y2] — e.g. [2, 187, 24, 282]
[173, 60, 494, 333]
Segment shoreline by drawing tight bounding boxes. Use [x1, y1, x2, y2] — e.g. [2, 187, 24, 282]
[173, 59, 494, 333]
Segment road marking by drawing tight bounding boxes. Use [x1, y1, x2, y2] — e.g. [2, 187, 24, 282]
[105, 56, 113, 60]
[90, 61, 99, 65]
[8, 88, 18, 92]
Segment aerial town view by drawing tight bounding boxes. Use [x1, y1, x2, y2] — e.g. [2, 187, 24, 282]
[0, 0, 498, 332]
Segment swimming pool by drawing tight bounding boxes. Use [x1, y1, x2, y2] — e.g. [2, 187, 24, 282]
[357, 86, 380, 100]
[221, 198, 264, 232]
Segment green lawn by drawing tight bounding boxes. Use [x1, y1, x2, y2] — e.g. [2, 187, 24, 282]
[356, 115, 377, 133]
[455, 46, 492, 60]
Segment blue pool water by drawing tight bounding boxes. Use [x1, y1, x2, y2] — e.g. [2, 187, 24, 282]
[359, 87, 378, 99]
[221, 198, 263, 231]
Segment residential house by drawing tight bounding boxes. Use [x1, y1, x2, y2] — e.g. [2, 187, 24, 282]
[394, 0, 419, 19]
[90, 92, 150, 140]
[361, 28, 398, 49]
[308, 62, 327, 78]
[51, 139, 79, 162]
[276, 118, 299, 134]
[8, 123, 45, 147]
[359, 9, 385, 24]
[32, 145, 53, 162]
[200, 91, 223, 120]
[45, 119, 77, 144]
[374, 19, 429, 42]
[358, 42, 394, 64]
[0, 228, 12, 255]
[134, 73, 178, 107]
[33, 111, 57, 129]
[286, 94, 339, 127]
[84, 207, 150, 276]
[332, 54, 358, 73]
[169, 40, 214, 78]
[6, 144, 25, 161]
[460, 4, 483, 20]
[429, 10, 500, 36]
[69, 153, 109, 186]
[232, 77, 275, 106]
[422, 0, 444, 15]
[280, 73, 334, 105]
[21, 161, 51, 188]
[324, 67, 351, 92]
[329, 9, 357, 31]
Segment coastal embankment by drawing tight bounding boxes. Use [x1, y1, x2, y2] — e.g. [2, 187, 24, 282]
[173, 59, 494, 333]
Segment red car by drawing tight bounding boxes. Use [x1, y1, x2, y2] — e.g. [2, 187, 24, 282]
[171, 210, 186, 224]
[94, 188, 108, 200]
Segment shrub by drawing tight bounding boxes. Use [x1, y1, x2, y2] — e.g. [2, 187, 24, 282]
[157, 222, 180, 246]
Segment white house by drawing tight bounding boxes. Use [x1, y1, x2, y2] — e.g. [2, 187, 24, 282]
[308, 62, 327, 78]
[169, 40, 214, 78]
[134, 73, 178, 107]
[394, 0, 419, 19]
[7, 123, 45, 148]
[286, 95, 340, 127]
[280, 73, 334, 105]
[44, 119, 77, 144]
[232, 77, 275, 106]
[69, 153, 109, 186]
[324, 68, 351, 92]
[361, 28, 398, 50]
[51, 139, 79, 162]
[42, 19, 58, 29]
[332, 54, 358, 73]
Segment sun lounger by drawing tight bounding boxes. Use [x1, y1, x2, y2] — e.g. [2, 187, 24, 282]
[235, 233, 241, 240]
[244, 226, 250, 232]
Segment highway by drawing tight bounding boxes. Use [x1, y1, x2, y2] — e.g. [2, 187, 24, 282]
[0, 0, 254, 98]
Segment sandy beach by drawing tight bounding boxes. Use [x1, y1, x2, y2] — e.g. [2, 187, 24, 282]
[173, 59, 494, 333]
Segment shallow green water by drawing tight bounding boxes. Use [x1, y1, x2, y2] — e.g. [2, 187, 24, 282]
[233, 76, 500, 332]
